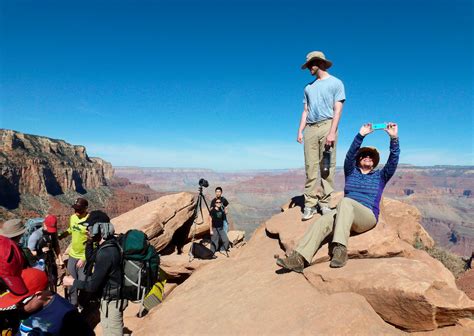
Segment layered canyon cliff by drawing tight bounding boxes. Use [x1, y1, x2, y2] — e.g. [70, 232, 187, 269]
[0, 129, 162, 229]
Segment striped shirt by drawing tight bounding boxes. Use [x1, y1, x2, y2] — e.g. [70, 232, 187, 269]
[344, 133, 400, 221]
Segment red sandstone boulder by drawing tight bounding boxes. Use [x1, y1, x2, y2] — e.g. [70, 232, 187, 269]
[457, 269, 474, 300]
[111, 192, 210, 251]
[268, 196, 473, 331]
[304, 257, 474, 331]
[131, 226, 403, 335]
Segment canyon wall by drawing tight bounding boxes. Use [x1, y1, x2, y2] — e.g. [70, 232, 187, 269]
[0, 129, 110, 208]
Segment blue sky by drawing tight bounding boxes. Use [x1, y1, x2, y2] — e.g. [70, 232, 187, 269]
[1, 0, 472, 170]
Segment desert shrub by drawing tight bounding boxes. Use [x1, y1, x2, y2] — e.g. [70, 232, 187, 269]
[424, 246, 466, 278]
[413, 234, 466, 278]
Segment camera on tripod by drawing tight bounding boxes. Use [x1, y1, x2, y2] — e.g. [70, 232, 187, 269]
[199, 178, 209, 188]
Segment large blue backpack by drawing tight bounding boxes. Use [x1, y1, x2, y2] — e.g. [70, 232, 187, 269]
[19, 218, 44, 249]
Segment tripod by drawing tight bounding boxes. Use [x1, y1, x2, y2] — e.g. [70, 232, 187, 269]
[189, 185, 210, 261]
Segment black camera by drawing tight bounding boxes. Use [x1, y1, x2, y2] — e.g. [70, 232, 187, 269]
[198, 178, 209, 188]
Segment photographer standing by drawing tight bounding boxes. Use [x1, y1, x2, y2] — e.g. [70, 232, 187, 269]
[209, 199, 230, 255]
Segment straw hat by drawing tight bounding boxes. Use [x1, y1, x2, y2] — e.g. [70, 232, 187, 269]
[357, 147, 380, 168]
[0, 219, 25, 238]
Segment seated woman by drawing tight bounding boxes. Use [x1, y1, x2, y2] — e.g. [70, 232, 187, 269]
[277, 122, 400, 272]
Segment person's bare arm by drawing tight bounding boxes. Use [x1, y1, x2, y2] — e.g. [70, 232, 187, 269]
[297, 104, 308, 143]
[209, 214, 213, 235]
[325, 101, 344, 146]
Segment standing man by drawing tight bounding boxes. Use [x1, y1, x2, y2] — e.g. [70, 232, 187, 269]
[58, 197, 89, 307]
[297, 51, 346, 220]
[209, 199, 230, 255]
[63, 219, 125, 336]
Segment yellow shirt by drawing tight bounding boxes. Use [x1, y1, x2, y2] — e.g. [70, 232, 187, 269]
[67, 213, 89, 260]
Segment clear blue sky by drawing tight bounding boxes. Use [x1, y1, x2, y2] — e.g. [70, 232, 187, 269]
[1, 0, 472, 169]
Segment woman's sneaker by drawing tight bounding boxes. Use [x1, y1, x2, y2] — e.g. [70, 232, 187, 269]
[302, 207, 318, 220]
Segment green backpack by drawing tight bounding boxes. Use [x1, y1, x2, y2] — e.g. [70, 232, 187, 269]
[117, 229, 160, 303]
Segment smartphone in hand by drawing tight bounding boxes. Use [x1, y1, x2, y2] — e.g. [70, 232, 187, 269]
[372, 123, 387, 130]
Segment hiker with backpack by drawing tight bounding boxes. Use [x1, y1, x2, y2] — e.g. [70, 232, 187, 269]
[27, 215, 64, 292]
[277, 123, 400, 272]
[209, 198, 230, 255]
[63, 214, 125, 336]
[58, 197, 89, 307]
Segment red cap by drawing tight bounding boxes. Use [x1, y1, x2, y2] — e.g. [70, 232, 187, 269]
[0, 268, 48, 309]
[44, 215, 57, 233]
[0, 236, 27, 296]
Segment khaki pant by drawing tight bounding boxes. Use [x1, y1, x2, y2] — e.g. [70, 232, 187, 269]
[296, 197, 377, 263]
[303, 120, 337, 208]
[100, 298, 128, 336]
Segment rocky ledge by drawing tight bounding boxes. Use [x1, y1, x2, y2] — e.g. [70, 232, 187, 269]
[113, 193, 474, 335]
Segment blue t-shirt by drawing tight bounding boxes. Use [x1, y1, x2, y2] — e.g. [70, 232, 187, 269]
[303, 75, 345, 124]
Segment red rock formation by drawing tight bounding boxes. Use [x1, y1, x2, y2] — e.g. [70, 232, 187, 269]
[457, 269, 474, 301]
[0, 129, 110, 207]
[113, 196, 474, 334]
[111, 192, 211, 252]
[0, 130, 166, 231]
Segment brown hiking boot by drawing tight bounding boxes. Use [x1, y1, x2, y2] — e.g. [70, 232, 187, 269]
[330, 244, 348, 268]
[276, 251, 305, 273]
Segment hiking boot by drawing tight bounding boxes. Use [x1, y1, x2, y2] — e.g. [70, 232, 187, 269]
[276, 251, 305, 273]
[330, 244, 348, 268]
[302, 207, 317, 220]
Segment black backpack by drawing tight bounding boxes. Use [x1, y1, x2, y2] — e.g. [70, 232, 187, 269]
[190, 242, 214, 260]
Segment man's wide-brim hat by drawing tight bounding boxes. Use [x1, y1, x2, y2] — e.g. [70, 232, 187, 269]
[0, 219, 26, 238]
[301, 51, 333, 70]
[357, 147, 380, 168]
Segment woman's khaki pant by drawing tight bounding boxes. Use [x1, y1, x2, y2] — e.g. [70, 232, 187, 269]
[296, 197, 376, 263]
